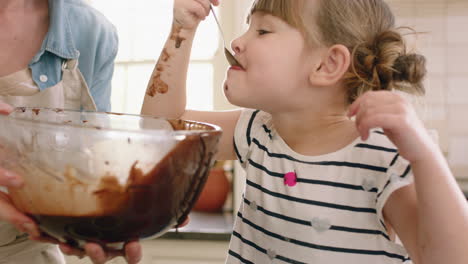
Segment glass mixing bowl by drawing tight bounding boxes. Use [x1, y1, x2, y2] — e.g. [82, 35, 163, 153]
[0, 107, 222, 249]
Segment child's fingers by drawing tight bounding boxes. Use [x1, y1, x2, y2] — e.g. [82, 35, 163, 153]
[211, 0, 220, 6]
[189, 0, 209, 20]
[348, 91, 375, 118]
[354, 103, 402, 140]
[355, 104, 402, 128]
[358, 113, 400, 141]
[348, 95, 370, 118]
[347, 97, 362, 118]
[194, 0, 211, 17]
[351, 98, 375, 138]
[349, 91, 401, 118]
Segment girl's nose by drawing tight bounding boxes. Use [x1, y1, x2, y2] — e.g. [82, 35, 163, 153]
[231, 35, 244, 54]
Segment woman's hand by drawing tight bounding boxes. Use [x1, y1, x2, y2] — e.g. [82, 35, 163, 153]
[0, 102, 13, 115]
[0, 102, 46, 242]
[348, 91, 436, 164]
[0, 171, 46, 241]
[173, 0, 220, 30]
[59, 241, 142, 264]
[59, 216, 190, 263]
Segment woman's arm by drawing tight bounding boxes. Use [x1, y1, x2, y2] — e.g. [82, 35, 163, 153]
[89, 34, 118, 112]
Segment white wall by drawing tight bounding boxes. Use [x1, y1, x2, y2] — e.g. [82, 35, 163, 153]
[388, 0, 468, 178]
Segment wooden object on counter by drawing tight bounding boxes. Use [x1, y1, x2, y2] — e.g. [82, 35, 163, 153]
[193, 161, 231, 212]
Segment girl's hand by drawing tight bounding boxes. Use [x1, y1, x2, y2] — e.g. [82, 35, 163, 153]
[173, 0, 220, 30]
[348, 91, 436, 164]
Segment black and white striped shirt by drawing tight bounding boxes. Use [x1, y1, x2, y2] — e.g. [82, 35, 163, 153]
[227, 109, 413, 264]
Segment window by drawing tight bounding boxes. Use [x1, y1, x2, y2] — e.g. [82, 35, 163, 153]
[90, 1, 251, 213]
[90, 0, 224, 114]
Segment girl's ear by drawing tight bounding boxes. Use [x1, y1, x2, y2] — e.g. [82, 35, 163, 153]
[309, 44, 351, 87]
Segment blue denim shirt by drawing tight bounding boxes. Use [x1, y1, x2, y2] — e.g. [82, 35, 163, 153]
[29, 0, 118, 111]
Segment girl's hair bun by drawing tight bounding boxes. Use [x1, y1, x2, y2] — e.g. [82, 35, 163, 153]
[393, 53, 427, 86]
[346, 29, 426, 103]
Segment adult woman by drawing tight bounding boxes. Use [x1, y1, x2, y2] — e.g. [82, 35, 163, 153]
[0, 0, 125, 263]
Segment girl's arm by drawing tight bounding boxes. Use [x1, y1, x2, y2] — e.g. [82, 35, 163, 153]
[141, 0, 239, 161]
[384, 147, 467, 264]
[140, 20, 195, 119]
[349, 91, 468, 264]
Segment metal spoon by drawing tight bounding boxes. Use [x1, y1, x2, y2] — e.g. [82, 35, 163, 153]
[210, 5, 241, 67]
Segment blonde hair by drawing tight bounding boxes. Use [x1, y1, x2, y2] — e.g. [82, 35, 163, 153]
[250, 0, 427, 104]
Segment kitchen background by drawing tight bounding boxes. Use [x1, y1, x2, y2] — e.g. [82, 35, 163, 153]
[69, 0, 468, 263]
[88, 0, 468, 180]
[388, 0, 468, 181]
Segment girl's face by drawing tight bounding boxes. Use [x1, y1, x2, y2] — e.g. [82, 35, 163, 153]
[223, 12, 322, 113]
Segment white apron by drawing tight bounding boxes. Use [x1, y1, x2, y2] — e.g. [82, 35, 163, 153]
[0, 59, 98, 263]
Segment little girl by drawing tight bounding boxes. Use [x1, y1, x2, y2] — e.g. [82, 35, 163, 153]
[140, 0, 468, 263]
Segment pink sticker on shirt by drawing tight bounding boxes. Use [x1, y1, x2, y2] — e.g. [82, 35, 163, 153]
[284, 171, 297, 187]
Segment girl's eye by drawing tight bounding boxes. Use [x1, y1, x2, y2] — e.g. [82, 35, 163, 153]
[257, 29, 270, 35]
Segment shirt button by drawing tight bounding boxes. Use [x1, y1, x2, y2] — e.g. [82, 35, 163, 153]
[39, 75, 48, 83]
[362, 178, 376, 192]
[311, 217, 331, 232]
[249, 201, 258, 211]
[266, 249, 277, 260]
[284, 171, 297, 187]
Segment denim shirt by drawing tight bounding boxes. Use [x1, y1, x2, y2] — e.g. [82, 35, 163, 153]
[29, 0, 118, 111]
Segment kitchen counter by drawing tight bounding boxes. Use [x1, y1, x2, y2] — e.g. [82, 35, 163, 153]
[160, 211, 234, 241]
[66, 212, 233, 264]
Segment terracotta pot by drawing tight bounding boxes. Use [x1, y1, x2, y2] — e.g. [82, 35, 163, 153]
[194, 168, 230, 212]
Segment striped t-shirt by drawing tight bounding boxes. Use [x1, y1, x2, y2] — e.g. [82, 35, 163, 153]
[227, 109, 413, 264]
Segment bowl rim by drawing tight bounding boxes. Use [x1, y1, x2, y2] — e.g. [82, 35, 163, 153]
[0, 107, 222, 136]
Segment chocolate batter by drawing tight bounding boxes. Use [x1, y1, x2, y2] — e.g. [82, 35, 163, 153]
[170, 25, 186, 49]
